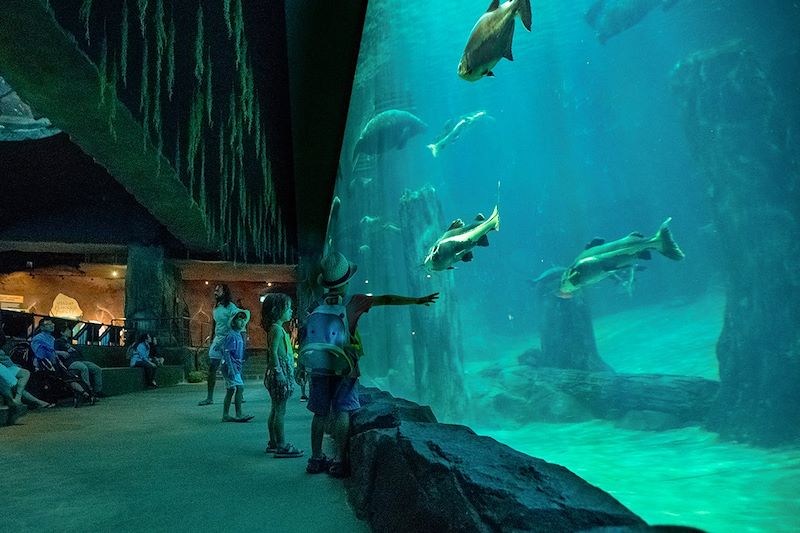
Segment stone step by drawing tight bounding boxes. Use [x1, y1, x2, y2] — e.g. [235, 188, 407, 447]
[102, 365, 185, 396]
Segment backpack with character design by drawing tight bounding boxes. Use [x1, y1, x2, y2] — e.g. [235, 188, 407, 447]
[298, 294, 357, 376]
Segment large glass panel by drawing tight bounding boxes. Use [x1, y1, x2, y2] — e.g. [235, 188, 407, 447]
[328, 3, 800, 531]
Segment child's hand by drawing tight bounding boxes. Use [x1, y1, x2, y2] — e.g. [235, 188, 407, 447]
[417, 292, 440, 306]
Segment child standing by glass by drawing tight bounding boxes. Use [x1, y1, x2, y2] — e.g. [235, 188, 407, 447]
[261, 294, 304, 458]
[221, 308, 253, 423]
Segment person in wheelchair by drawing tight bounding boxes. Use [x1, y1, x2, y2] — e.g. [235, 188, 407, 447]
[54, 322, 105, 398]
[30, 318, 95, 405]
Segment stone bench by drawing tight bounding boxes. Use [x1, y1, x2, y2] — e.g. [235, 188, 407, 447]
[101, 365, 185, 396]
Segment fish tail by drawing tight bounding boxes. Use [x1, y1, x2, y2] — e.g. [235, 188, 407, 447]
[489, 204, 500, 232]
[655, 217, 685, 261]
[427, 143, 439, 158]
[517, 0, 532, 31]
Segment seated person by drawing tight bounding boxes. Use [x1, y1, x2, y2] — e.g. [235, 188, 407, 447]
[54, 322, 105, 398]
[31, 317, 93, 402]
[0, 329, 52, 411]
[129, 333, 158, 388]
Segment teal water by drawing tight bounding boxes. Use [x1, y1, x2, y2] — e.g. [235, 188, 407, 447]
[468, 293, 800, 532]
[332, 1, 800, 531]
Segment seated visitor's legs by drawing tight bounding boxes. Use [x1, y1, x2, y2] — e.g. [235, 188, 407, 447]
[84, 361, 103, 393]
[134, 360, 158, 387]
[13, 368, 30, 404]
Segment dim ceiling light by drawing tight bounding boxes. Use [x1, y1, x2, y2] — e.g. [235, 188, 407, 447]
[205, 281, 209, 285]
[111, 270, 119, 277]
[267, 282, 273, 287]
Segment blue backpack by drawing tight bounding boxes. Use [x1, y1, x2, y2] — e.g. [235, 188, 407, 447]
[298, 295, 356, 375]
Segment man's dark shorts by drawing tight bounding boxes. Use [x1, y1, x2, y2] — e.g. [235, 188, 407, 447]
[307, 374, 360, 416]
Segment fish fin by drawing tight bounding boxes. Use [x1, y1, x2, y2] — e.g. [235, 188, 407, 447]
[585, 0, 603, 26]
[628, 231, 645, 238]
[447, 266, 456, 270]
[504, 45, 514, 61]
[487, 0, 500, 12]
[427, 144, 439, 158]
[486, 71, 495, 77]
[517, 0, 532, 31]
[448, 218, 465, 230]
[474, 213, 486, 221]
[476, 234, 490, 247]
[656, 217, 685, 260]
[585, 238, 605, 249]
[462, 251, 474, 262]
[637, 250, 652, 260]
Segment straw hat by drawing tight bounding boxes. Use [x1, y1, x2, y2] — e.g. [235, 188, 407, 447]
[318, 252, 358, 289]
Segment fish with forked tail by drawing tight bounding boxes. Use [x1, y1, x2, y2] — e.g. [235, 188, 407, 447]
[352, 110, 428, 164]
[458, 0, 533, 82]
[559, 217, 684, 296]
[585, 0, 679, 44]
[427, 110, 493, 157]
[423, 184, 501, 272]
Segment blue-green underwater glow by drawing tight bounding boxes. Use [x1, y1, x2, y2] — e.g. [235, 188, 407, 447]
[330, 1, 800, 531]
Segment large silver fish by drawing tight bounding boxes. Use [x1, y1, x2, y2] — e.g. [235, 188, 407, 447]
[458, 0, 532, 82]
[427, 110, 493, 157]
[585, 0, 679, 44]
[559, 217, 684, 296]
[352, 109, 428, 162]
[424, 205, 500, 271]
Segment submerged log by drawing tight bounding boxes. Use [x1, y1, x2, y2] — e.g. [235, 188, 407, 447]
[672, 40, 800, 445]
[399, 185, 465, 418]
[476, 365, 719, 429]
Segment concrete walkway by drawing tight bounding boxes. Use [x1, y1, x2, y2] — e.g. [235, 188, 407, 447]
[3, 383, 368, 533]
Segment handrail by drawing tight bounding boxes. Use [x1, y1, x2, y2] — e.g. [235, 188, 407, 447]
[0, 309, 211, 347]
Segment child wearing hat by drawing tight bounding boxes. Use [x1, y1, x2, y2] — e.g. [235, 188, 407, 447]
[303, 252, 439, 477]
[221, 308, 253, 423]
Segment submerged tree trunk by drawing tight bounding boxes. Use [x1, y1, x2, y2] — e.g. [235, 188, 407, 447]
[399, 185, 465, 419]
[540, 296, 611, 372]
[671, 40, 800, 445]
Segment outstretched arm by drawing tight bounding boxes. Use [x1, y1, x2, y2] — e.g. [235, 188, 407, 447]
[371, 292, 439, 307]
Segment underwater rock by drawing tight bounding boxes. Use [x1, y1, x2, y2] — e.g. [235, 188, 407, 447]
[348, 420, 646, 533]
[579, 526, 707, 533]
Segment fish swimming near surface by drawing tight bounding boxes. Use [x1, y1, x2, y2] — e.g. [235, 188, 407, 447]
[427, 110, 493, 157]
[423, 205, 500, 271]
[458, 0, 533, 82]
[585, 0, 679, 44]
[559, 217, 684, 297]
[352, 109, 428, 163]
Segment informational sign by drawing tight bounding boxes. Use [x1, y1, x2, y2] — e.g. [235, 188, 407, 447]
[0, 294, 24, 309]
[50, 293, 83, 319]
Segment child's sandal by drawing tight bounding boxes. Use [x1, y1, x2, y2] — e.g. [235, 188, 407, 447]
[274, 443, 304, 458]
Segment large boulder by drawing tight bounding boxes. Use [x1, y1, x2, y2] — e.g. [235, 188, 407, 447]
[347, 421, 645, 533]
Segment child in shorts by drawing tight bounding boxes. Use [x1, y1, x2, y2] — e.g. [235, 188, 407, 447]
[261, 294, 303, 458]
[221, 308, 253, 423]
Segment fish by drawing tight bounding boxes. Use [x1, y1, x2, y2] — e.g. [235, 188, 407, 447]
[559, 217, 684, 297]
[585, 0, 679, 45]
[427, 110, 493, 157]
[423, 206, 500, 271]
[352, 109, 428, 163]
[458, 0, 532, 82]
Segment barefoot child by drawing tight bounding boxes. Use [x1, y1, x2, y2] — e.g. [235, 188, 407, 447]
[221, 308, 253, 423]
[261, 294, 303, 458]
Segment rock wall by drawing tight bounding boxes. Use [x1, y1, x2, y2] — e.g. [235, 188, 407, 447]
[347, 387, 650, 533]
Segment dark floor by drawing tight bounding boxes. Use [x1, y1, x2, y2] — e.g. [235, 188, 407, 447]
[3, 383, 368, 533]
